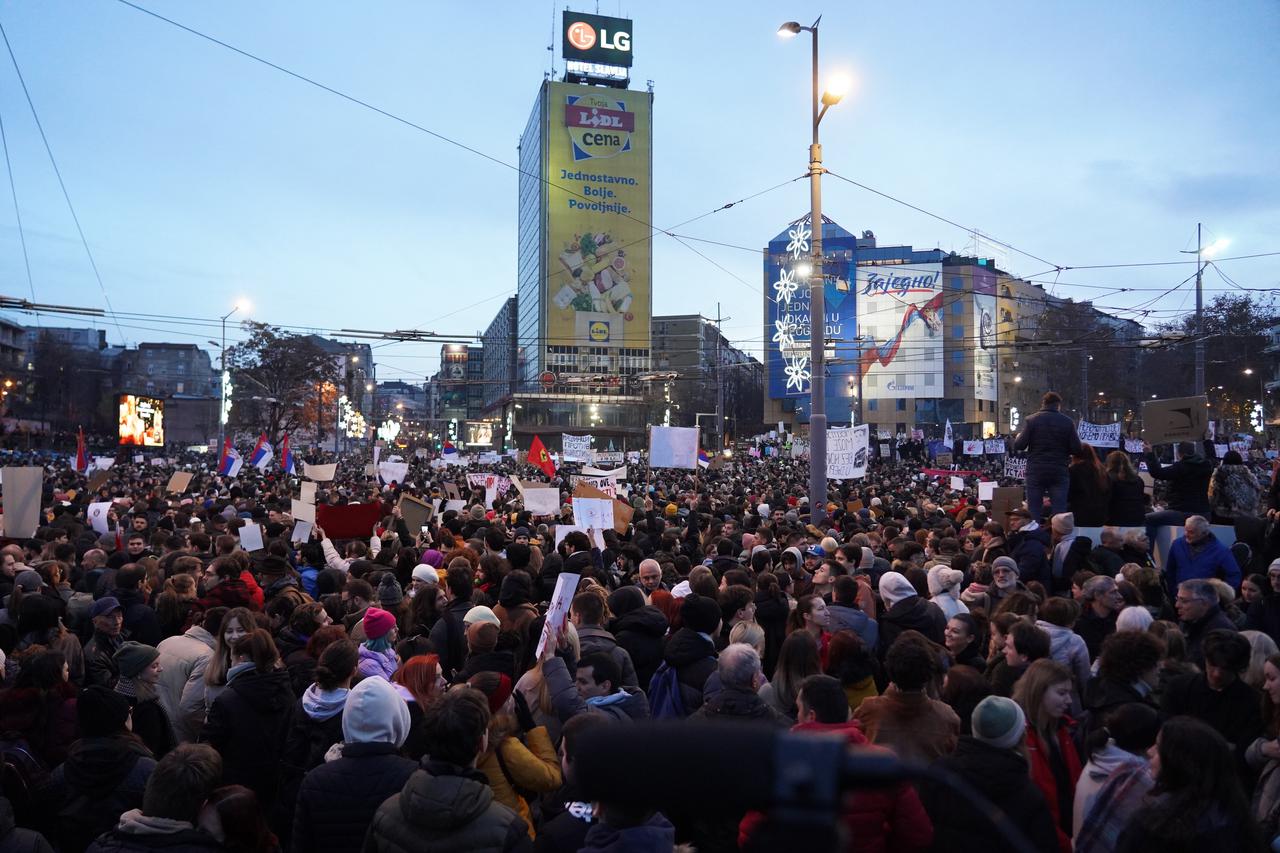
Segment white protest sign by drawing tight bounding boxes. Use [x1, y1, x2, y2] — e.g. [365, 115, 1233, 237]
[303, 462, 337, 482]
[300, 481, 317, 504]
[443, 499, 467, 514]
[572, 497, 615, 531]
[963, 440, 984, 455]
[554, 525, 605, 550]
[581, 465, 626, 480]
[978, 481, 996, 502]
[238, 523, 264, 552]
[535, 572, 582, 658]
[378, 461, 409, 484]
[984, 440, 1005, 455]
[1124, 439, 1145, 454]
[92, 456, 115, 471]
[1004, 456, 1027, 480]
[950, 476, 965, 492]
[523, 487, 560, 516]
[649, 426, 699, 469]
[290, 499, 316, 524]
[1213, 444, 1230, 458]
[562, 434, 593, 462]
[827, 425, 869, 481]
[1077, 421, 1121, 448]
[290, 520, 313, 543]
[88, 501, 113, 535]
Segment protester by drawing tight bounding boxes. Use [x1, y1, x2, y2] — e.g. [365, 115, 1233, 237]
[1012, 659, 1082, 853]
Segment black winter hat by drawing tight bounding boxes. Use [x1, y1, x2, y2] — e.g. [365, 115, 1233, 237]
[78, 686, 131, 736]
[680, 594, 721, 634]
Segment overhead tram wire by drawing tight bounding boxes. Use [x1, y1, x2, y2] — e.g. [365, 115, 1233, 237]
[0, 20, 127, 345]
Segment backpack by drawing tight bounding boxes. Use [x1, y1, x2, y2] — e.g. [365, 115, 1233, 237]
[0, 736, 55, 830]
[647, 662, 688, 720]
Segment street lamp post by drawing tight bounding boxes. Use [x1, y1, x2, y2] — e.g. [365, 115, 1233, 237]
[1181, 226, 1228, 397]
[217, 302, 245, 450]
[779, 16, 844, 527]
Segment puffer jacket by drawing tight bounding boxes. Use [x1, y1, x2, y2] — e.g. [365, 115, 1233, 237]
[658, 628, 717, 715]
[199, 664, 293, 809]
[0, 795, 53, 853]
[476, 728, 562, 838]
[740, 721, 933, 853]
[580, 813, 677, 853]
[694, 685, 787, 726]
[1209, 463, 1261, 520]
[1007, 524, 1052, 591]
[610, 605, 669, 691]
[1013, 405, 1082, 477]
[292, 742, 417, 853]
[85, 810, 222, 853]
[357, 646, 399, 682]
[364, 761, 530, 853]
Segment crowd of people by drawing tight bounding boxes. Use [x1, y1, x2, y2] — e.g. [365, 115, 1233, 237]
[0, 390, 1278, 852]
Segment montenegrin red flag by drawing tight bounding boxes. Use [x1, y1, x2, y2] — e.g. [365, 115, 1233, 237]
[529, 435, 556, 479]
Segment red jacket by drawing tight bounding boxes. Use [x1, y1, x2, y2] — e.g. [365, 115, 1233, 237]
[196, 572, 264, 612]
[739, 721, 933, 853]
[1024, 721, 1082, 853]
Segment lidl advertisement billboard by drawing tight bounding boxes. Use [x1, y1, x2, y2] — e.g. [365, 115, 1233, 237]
[856, 263, 944, 399]
[545, 81, 652, 350]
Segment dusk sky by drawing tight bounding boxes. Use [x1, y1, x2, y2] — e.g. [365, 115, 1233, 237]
[0, 1, 1275, 383]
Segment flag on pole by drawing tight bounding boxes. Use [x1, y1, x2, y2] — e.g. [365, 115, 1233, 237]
[697, 448, 710, 469]
[944, 419, 954, 445]
[218, 439, 243, 477]
[529, 435, 556, 479]
[280, 433, 295, 475]
[249, 433, 273, 470]
[442, 440, 458, 459]
[74, 427, 89, 473]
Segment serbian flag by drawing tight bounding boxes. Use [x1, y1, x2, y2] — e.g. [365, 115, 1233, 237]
[442, 440, 458, 459]
[280, 433, 295, 475]
[218, 438, 243, 477]
[529, 435, 556, 479]
[249, 433, 273, 470]
[74, 427, 89, 473]
[697, 448, 710, 469]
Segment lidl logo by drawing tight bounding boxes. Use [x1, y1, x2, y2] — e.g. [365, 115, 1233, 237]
[565, 94, 634, 161]
[589, 320, 611, 342]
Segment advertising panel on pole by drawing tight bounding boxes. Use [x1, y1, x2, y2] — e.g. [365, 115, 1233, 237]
[855, 262, 944, 400]
[973, 267, 997, 402]
[545, 81, 651, 352]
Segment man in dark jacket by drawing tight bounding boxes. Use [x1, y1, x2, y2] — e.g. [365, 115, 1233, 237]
[569, 593, 638, 689]
[1146, 441, 1214, 518]
[607, 587, 668, 691]
[1074, 575, 1124, 660]
[919, 696, 1059, 853]
[656, 595, 720, 715]
[365, 688, 531, 853]
[292, 677, 417, 853]
[1005, 508, 1052, 591]
[110, 567, 162, 648]
[1161, 629, 1261, 770]
[693, 644, 787, 725]
[544, 653, 650, 724]
[83, 597, 126, 689]
[876, 572, 946, 660]
[1012, 391, 1082, 522]
[1175, 579, 1240, 667]
[1246, 558, 1280, 647]
[85, 743, 222, 853]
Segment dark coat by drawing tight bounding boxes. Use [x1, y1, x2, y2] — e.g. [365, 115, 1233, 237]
[659, 628, 718, 715]
[292, 742, 417, 853]
[0, 796, 53, 853]
[1146, 452, 1214, 515]
[1180, 605, 1238, 667]
[1107, 475, 1147, 526]
[199, 666, 293, 808]
[1013, 405, 1082, 478]
[82, 632, 123, 689]
[363, 760, 531, 853]
[1068, 465, 1110, 527]
[919, 736, 1060, 853]
[692, 685, 787, 726]
[1007, 525, 1052, 591]
[1074, 608, 1117, 661]
[1081, 676, 1157, 743]
[876, 596, 946, 659]
[86, 825, 222, 853]
[610, 606, 668, 692]
[1161, 672, 1262, 766]
[1246, 594, 1280, 648]
[753, 592, 789, 678]
[49, 736, 155, 853]
[109, 589, 162, 649]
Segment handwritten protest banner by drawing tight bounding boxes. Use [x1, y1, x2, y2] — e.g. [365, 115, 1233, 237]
[1004, 456, 1027, 480]
[827, 425, 868, 480]
[1077, 421, 1121, 448]
[562, 434, 593, 462]
[984, 439, 1005, 455]
[963, 440, 984, 455]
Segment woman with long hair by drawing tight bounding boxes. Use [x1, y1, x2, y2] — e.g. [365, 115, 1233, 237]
[356, 607, 399, 682]
[760, 630, 821, 721]
[753, 571, 790, 678]
[113, 641, 175, 758]
[1209, 449, 1262, 524]
[1247, 652, 1280, 843]
[200, 629, 293, 810]
[466, 670, 562, 840]
[155, 574, 199, 639]
[1119, 716, 1263, 852]
[786, 594, 831, 668]
[824, 629, 880, 713]
[1104, 450, 1147, 527]
[1069, 443, 1110, 527]
[194, 606, 255, 730]
[1013, 659, 1082, 853]
[392, 654, 447, 761]
[0, 649, 77, 767]
[199, 784, 281, 853]
[940, 664, 991, 736]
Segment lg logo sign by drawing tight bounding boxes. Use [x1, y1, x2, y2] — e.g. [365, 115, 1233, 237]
[566, 20, 630, 53]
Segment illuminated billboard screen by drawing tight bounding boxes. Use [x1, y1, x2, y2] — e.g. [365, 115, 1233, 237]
[856, 262, 944, 399]
[545, 81, 651, 351]
[118, 394, 165, 446]
[973, 267, 998, 401]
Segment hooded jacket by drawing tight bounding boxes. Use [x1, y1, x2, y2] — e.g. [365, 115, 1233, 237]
[543, 656, 650, 724]
[364, 761, 530, 853]
[579, 813, 677, 853]
[659, 628, 718, 715]
[693, 684, 787, 726]
[740, 721, 934, 853]
[85, 810, 222, 853]
[199, 665, 293, 807]
[919, 736, 1060, 853]
[476, 727, 562, 837]
[827, 602, 879, 651]
[50, 736, 155, 853]
[1036, 620, 1091, 707]
[610, 605, 669, 692]
[876, 596, 946, 659]
[1007, 523, 1052, 591]
[282, 687, 347, 780]
[1073, 744, 1147, 840]
[1146, 451, 1214, 515]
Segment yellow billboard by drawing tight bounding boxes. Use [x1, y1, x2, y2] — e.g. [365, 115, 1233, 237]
[545, 81, 652, 350]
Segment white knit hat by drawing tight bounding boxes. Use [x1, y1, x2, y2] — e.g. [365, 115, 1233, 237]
[878, 572, 917, 608]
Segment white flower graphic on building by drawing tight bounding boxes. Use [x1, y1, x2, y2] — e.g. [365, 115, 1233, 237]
[773, 267, 799, 304]
[772, 319, 797, 350]
[784, 355, 811, 392]
[786, 223, 811, 259]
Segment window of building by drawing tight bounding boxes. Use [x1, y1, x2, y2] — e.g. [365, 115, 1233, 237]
[952, 351, 963, 363]
[896, 399, 906, 411]
[951, 276, 963, 290]
[868, 399, 878, 411]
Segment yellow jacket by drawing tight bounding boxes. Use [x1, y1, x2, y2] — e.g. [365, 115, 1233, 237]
[476, 725, 563, 838]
